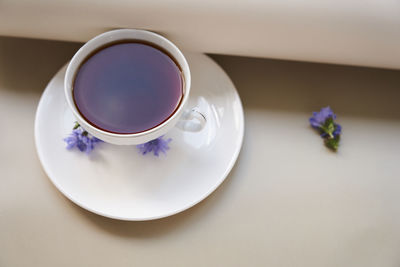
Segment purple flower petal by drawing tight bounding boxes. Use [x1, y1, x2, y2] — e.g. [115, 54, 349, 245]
[309, 117, 321, 128]
[92, 137, 103, 143]
[309, 106, 336, 128]
[64, 135, 78, 149]
[320, 132, 328, 138]
[333, 123, 342, 137]
[76, 138, 87, 152]
[137, 136, 172, 156]
[64, 125, 102, 154]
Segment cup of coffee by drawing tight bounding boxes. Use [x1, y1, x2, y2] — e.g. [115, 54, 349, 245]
[65, 29, 205, 145]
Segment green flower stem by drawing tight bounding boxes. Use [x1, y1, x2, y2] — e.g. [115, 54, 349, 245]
[73, 122, 88, 136]
[73, 122, 80, 130]
[320, 125, 334, 138]
[320, 118, 335, 138]
[325, 135, 340, 151]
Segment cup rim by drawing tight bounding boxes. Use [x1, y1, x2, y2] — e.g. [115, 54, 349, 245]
[64, 29, 191, 138]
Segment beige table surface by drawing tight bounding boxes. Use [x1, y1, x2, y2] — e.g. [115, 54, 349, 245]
[1, 36, 400, 267]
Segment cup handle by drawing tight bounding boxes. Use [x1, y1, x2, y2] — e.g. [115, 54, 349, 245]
[175, 107, 206, 132]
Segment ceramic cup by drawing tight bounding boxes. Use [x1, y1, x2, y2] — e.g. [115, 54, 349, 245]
[65, 29, 205, 145]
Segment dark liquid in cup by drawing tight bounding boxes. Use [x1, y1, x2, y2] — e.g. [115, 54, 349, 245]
[73, 41, 183, 134]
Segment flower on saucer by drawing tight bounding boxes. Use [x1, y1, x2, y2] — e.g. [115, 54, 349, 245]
[64, 123, 103, 154]
[136, 136, 172, 156]
[309, 106, 342, 151]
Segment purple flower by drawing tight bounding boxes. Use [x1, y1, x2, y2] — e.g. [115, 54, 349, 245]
[64, 127, 103, 154]
[309, 106, 336, 129]
[309, 106, 342, 151]
[136, 136, 172, 156]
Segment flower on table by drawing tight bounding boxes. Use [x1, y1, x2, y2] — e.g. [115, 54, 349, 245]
[309, 106, 342, 151]
[136, 136, 172, 156]
[64, 122, 103, 154]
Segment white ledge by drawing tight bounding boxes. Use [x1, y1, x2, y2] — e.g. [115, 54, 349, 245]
[1, 0, 399, 69]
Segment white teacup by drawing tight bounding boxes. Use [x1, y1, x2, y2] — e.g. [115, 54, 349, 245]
[65, 29, 205, 145]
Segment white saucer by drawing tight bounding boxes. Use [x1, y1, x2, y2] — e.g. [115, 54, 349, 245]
[35, 52, 244, 221]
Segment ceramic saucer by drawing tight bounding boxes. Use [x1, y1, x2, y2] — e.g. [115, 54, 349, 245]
[35, 52, 244, 221]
